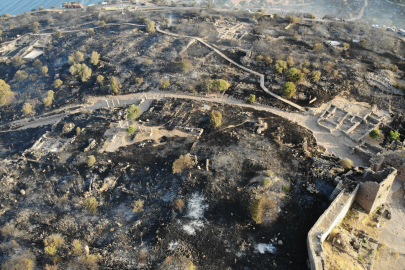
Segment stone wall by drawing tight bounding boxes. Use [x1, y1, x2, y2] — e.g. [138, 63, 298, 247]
[355, 167, 397, 213]
[397, 165, 405, 183]
[307, 185, 359, 270]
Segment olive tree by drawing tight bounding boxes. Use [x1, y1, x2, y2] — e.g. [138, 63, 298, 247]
[0, 80, 14, 106]
[210, 110, 222, 127]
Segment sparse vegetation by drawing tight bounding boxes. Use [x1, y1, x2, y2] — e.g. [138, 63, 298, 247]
[133, 199, 145, 212]
[160, 78, 171, 89]
[251, 197, 265, 224]
[390, 130, 400, 141]
[91, 51, 100, 66]
[43, 90, 54, 107]
[127, 125, 136, 135]
[110, 76, 122, 94]
[180, 60, 193, 72]
[54, 79, 63, 88]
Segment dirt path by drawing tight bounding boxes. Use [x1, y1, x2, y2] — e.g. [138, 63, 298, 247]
[346, 0, 368, 21]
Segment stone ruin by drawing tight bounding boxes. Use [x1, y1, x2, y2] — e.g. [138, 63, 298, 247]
[254, 119, 268, 134]
[355, 167, 397, 214]
[365, 70, 403, 96]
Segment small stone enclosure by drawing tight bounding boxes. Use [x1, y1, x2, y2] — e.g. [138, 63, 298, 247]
[356, 167, 397, 214]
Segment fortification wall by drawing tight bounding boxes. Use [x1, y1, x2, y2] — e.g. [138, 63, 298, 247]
[307, 185, 359, 270]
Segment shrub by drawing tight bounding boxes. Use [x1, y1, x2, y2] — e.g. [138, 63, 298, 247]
[263, 178, 271, 187]
[86, 155, 96, 167]
[3, 252, 35, 270]
[133, 199, 145, 212]
[311, 70, 321, 81]
[88, 28, 95, 37]
[390, 64, 399, 72]
[0, 79, 14, 106]
[251, 197, 265, 224]
[180, 60, 193, 72]
[343, 43, 350, 49]
[14, 70, 28, 82]
[332, 70, 339, 78]
[146, 21, 155, 33]
[84, 196, 98, 214]
[54, 79, 63, 88]
[173, 154, 195, 173]
[340, 158, 354, 169]
[390, 130, 400, 141]
[256, 55, 264, 61]
[68, 51, 84, 64]
[313, 43, 323, 51]
[126, 125, 136, 135]
[29, 73, 38, 82]
[99, 20, 106, 28]
[286, 56, 295, 67]
[369, 129, 380, 139]
[43, 90, 54, 107]
[70, 63, 92, 82]
[264, 170, 274, 177]
[76, 127, 81, 135]
[55, 30, 62, 38]
[302, 67, 310, 74]
[12, 55, 24, 67]
[173, 199, 185, 210]
[360, 39, 367, 48]
[247, 94, 256, 104]
[38, 6, 44, 10]
[72, 239, 83, 255]
[288, 15, 300, 24]
[286, 68, 303, 82]
[136, 77, 143, 85]
[41, 65, 48, 75]
[91, 51, 100, 66]
[210, 110, 222, 127]
[33, 59, 42, 68]
[160, 78, 170, 89]
[22, 102, 34, 115]
[47, 18, 54, 25]
[44, 234, 65, 248]
[275, 60, 287, 73]
[282, 186, 290, 194]
[283, 82, 296, 98]
[265, 56, 273, 66]
[127, 104, 141, 120]
[97, 75, 104, 85]
[77, 254, 102, 269]
[110, 76, 121, 94]
[215, 79, 230, 91]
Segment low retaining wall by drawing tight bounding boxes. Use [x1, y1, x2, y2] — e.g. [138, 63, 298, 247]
[307, 185, 359, 270]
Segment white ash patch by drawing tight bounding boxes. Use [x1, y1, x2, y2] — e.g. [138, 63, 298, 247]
[255, 243, 277, 254]
[182, 193, 208, 235]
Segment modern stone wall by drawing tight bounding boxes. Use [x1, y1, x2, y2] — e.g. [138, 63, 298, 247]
[307, 185, 359, 270]
[356, 167, 397, 213]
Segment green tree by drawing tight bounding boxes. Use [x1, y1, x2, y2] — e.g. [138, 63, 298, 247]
[14, 70, 28, 82]
[86, 155, 96, 167]
[390, 130, 400, 141]
[110, 76, 121, 94]
[22, 102, 34, 115]
[69, 63, 92, 82]
[146, 21, 155, 33]
[88, 28, 95, 37]
[283, 82, 296, 98]
[369, 129, 380, 139]
[247, 94, 256, 104]
[265, 56, 273, 66]
[210, 110, 222, 127]
[38, 6, 44, 10]
[90, 51, 100, 66]
[286, 56, 295, 68]
[31, 21, 40, 33]
[32, 59, 42, 68]
[54, 79, 63, 88]
[286, 68, 303, 83]
[68, 51, 84, 64]
[215, 79, 230, 91]
[127, 104, 141, 120]
[311, 70, 321, 81]
[41, 66, 48, 75]
[126, 125, 136, 135]
[0, 80, 14, 106]
[180, 60, 193, 72]
[275, 60, 287, 73]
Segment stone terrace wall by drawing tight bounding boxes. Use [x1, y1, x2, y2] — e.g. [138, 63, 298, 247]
[307, 185, 359, 270]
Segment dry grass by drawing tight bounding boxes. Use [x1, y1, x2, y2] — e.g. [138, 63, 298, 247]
[173, 199, 185, 211]
[172, 154, 195, 173]
[323, 240, 365, 270]
[133, 199, 145, 213]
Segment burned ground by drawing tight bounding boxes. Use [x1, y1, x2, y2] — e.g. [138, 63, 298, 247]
[0, 98, 353, 269]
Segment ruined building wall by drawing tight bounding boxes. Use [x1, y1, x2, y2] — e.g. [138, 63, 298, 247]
[397, 165, 405, 183]
[355, 168, 397, 213]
